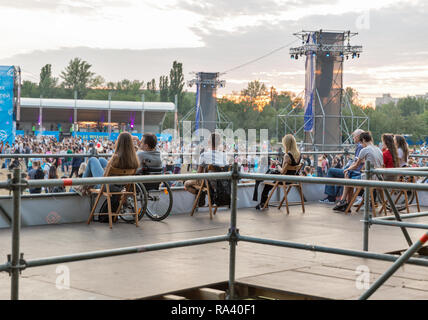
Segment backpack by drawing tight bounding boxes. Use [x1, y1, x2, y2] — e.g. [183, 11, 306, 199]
[209, 179, 231, 206]
[34, 168, 45, 180]
[208, 166, 231, 207]
[95, 185, 122, 223]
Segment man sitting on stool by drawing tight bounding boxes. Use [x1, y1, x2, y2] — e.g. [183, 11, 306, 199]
[184, 132, 227, 207]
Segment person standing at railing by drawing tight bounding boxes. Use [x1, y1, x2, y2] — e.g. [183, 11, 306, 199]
[70, 148, 84, 178]
[320, 129, 364, 204]
[3, 142, 11, 169]
[333, 131, 383, 212]
[27, 160, 45, 194]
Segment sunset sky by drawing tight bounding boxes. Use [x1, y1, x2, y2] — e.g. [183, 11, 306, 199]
[0, 0, 426, 105]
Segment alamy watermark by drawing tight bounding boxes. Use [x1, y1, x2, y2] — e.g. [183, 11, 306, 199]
[56, 265, 70, 290]
[355, 265, 370, 290]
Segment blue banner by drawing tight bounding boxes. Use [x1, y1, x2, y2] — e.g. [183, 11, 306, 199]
[18, 130, 171, 143]
[0, 66, 15, 145]
[304, 34, 316, 132]
[35, 131, 60, 140]
[74, 132, 173, 142]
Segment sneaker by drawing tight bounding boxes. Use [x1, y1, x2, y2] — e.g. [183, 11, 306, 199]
[333, 200, 348, 211]
[336, 203, 349, 212]
[255, 203, 266, 211]
[353, 196, 363, 207]
[319, 197, 336, 204]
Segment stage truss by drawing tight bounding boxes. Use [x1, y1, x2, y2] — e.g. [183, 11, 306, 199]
[277, 89, 369, 150]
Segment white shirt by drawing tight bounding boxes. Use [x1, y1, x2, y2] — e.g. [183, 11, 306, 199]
[397, 148, 407, 167]
[199, 150, 227, 166]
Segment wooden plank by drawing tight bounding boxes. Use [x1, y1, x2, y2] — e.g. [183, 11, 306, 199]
[162, 294, 187, 300]
[197, 288, 226, 300]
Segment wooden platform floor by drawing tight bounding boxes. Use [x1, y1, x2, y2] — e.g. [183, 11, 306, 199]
[0, 202, 427, 300]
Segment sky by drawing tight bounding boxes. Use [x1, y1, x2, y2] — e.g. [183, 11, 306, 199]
[0, 0, 426, 105]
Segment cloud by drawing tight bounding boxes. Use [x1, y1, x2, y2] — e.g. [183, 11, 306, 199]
[174, 0, 339, 19]
[0, 0, 130, 14]
[0, 0, 426, 104]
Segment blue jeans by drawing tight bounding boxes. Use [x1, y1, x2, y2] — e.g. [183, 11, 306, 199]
[62, 160, 70, 172]
[324, 168, 345, 197]
[83, 157, 108, 178]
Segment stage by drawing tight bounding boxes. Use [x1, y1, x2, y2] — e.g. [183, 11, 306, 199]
[0, 201, 427, 300]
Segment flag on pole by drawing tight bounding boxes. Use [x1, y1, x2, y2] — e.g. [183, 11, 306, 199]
[0, 66, 16, 145]
[304, 33, 316, 132]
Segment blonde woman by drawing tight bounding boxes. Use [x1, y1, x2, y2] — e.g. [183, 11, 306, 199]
[255, 134, 302, 210]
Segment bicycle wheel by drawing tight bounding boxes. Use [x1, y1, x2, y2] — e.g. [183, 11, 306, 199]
[118, 183, 147, 223]
[144, 182, 173, 221]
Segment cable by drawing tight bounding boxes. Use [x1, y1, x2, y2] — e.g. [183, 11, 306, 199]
[220, 38, 300, 75]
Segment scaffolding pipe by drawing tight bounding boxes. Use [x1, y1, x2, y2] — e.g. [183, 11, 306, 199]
[237, 235, 428, 267]
[359, 232, 428, 300]
[18, 236, 229, 269]
[370, 219, 428, 230]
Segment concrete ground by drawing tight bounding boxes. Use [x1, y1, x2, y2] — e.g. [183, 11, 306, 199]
[0, 202, 427, 300]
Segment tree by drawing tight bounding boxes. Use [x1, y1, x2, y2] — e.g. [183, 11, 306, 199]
[147, 78, 157, 94]
[159, 75, 169, 102]
[21, 80, 40, 98]
[60, 58, 95, 98]
[168, 61, 184, 107]
[241, 80, 267, 100]
[90, 75, 105, 88]
[397, 96, 424, 116]
[39, 64, 58, 98]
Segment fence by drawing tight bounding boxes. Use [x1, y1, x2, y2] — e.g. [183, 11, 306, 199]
[0, 162, 428, 300]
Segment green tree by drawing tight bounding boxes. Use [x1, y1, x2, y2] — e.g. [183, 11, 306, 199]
[21, 80, 40, 98]
[159, 75, 169, 102]
[60, 58, 95, 98]
[90, 75, 105, 88]
[147, 78, 156, 94]
[241, 80, 267, 100]
[39, 64, 58, 98]
[168, 61, 184, 107]
[397, 96, 424, 116]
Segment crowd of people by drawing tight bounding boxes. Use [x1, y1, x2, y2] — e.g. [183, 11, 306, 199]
[0, 132, 426, 205]
[318, 130, 428, 212]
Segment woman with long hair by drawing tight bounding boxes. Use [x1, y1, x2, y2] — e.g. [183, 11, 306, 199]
[381, 134, 399, 168]
[255, 134, 301, 210]
[82, 132, 139, 179]
[394, 135, 409, 167]
[47, 165, 66, 193]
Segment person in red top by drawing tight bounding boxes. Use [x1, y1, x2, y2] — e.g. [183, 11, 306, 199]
[381, 133, 399, 169]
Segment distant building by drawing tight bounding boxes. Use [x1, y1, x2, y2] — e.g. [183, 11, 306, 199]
[17, 97, 175, 135]
[375, 93, 428, 107]
[375, 94, 399, 107]
[415, 93, 428, 100]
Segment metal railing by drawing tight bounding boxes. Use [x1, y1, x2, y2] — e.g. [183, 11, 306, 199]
[0, 163, 428, 300]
